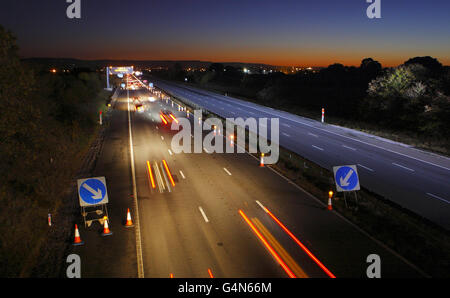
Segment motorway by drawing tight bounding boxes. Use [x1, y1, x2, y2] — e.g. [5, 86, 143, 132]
[148, 77, 450, 230]
[67, 78, 424, 278]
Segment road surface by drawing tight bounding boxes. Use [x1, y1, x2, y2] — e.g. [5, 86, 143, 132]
[149, 77, 450, 230]
[67, 83, 424, 278]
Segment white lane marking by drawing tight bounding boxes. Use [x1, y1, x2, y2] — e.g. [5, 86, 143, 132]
[155, 126, 159, 130]
[426, 193, 450, 204]
[161, 136, 164, 140]
[312, 145, 324, 151]
[204, 148, 210, 153]
[308, 132, 318, 137]
[179, 170, 186, 179]
[174, 85, 450, 172]
[282, 123, 291, 128]
[223, 168, 232, 175]
[357, 163, 374, 172]
[199, 207, 209, 223]
[282, 132, 290, 137]
[255, 200, 268, 212]
[342, 144, 356, 151]
[168, 149, 173, 156]
[392, 162, 414, 172]
[126, 89, 144, 278]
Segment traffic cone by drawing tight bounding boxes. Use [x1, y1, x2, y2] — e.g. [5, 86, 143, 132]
[327, 190, 333, 210]
[101, 216, 113, 236]
[125, 208, 134, 227]
[73, 224, 84, 246]
[260, 153, 265, 167]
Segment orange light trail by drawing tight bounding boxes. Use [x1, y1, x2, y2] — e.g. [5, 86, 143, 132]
[238, 210, 296, 278]
[208, 269, 214, 278]
[160, 114, 168, 124]
[169, 114, 179, 123]
[263, 206, 336, 278]
[147, 160, 156, 189]
[162, 159, 175, 187]
[169, 273, 174, 278]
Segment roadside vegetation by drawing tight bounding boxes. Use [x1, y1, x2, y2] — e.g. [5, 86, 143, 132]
[152, 57, 450, 155]
[0, 26, 110, 277]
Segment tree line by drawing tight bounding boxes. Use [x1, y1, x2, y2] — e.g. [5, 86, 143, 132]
[154, 57, 450, 148]
[0, 25, 109, 276]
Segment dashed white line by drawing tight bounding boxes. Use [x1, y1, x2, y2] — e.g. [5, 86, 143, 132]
[392, 162, 414, 172]
[312, 145, 324, 151]
[357, 164, 374, 172]
[308, 132, 318, 138]
[161, 136, 164, 140]
[168, 149, 173, 156]
[342, 144, 356, 151]
[179, 170, 186, 179]
[223, 168, 232, 175]
[282, 123, 291, 128]
[199, 207, 209, 222]
[426, 193, 449, 204]
[282, 132, 290, 137]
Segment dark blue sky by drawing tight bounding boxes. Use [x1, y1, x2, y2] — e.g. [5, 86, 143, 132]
[1, 0, 449, 66]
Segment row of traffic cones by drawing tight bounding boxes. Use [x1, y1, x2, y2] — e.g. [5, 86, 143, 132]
[73, 208, 134, 246]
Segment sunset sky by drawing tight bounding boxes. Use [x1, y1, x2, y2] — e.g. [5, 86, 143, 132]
[1, 0, 449, 67]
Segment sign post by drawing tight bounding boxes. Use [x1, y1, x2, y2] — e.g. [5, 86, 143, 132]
[333, 165, 360, 208]
[77, 176, 110, 228]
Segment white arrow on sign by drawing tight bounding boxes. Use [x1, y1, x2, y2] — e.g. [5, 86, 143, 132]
[83, 183, 102, 199]
[339, 169, 354, 187]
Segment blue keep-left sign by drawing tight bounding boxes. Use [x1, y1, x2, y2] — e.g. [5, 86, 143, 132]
[77, 177, 109, 206]
[333, 165, 360, 192]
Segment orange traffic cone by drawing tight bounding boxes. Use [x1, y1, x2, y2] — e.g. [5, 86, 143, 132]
[260, 153, 265, 167]
[327, 190, 333, 210]
[125, 208, 134, 227]
[102, 216, 113, 236]
[73, 224, 84, 246]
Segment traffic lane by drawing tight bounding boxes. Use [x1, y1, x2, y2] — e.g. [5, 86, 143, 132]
[152, 100, 399, 278]
[282, 136, 450, 229]
[70, 93, 137, 277]
[130, 108, 286, 278]
[140, 87, 423, 276]
[196, 140, 422, 277]
[144, 100, 314, 278]
[157, 79, 450, 170]
[154, 82, 450, 226]
[155, 79, 450, 187]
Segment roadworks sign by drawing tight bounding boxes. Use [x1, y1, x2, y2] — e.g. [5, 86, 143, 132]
[333, 165, 360, 192]
[77, 177, 109, 207]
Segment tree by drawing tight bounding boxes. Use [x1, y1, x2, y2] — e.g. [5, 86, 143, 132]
[404, 56, 443, 77]
[209, 63, 224, 73]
